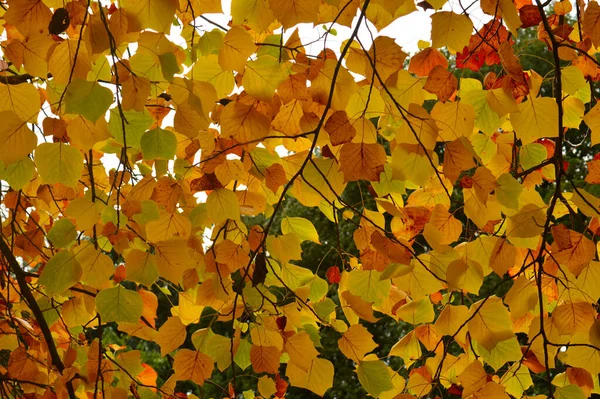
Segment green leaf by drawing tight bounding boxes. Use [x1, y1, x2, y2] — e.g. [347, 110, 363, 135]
[108, 108, 154, 149]
[281, 217, 320, 244]
[313, 298, 336, 321]
[47, 218, 77, 248]
[0, 157, 35, 190]
[140, 127, 177, 160]
[64, 79, 113, 122]
[495, 173, 523, 210]
[520, 143, 547, 170]
[38, 251, 82, 297]
[234, 338, 252, 370]
[158, 52, 180, 81]
[35, 143, 84, 188]
[309, 276, 328, 301]
[357, 360, 395, 398]
[95, 285, 143, 323]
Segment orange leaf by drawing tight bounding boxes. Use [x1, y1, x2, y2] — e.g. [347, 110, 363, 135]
[423, 65, 457, 102]
[339, 142, 386, 182]
[408, 47, 448, 77]
[250, 345, 281, 374]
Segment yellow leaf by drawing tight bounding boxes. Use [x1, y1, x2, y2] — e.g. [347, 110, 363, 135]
[468, 296, 514, 351]
[389, 331, 422, 367]
[490, 238, 516, 276]
[432, 101, 475, 142]
[125, 249, 159, 287]
[285, 331, 319, 371]
[552, 302, 595, 335]
[258, 376, 277, 398]
[392, 144, 437, 186]
[75, 244, 114, 289]
[156, 316, 187, 356]
[338, 324, 378, 362]
[67, 116, 111, 152]
[426, 204, 462, 245]
[396, 104, 439, 150]
[0, 111, 37, 165]
[446, 258, 484, 294]
[504, 275, 538, 318]
[146, 211, 192, 243]
[48, 40, 91, 85]
[3, 0, 51, 37]
[231, 0, 276, 31]
[392, 261, 444, 300]
[215, 239, 250, 273]
[396, 297, 435, 325]
[121, 0, 177, 33]
[191, 55, 235, 99]
[430, 12, 473, 53]
[220, 97, 270, 143]
[458, 360, 487, 398]
[122, 75, 151, 112]
[562, 66, 587, 95]
[511, 97, 558, 144]
[487, 88, 518, 117]
[207, 188, 241, 224]
[281, 217, 320, 244]
[310, 58, 359, 111]
[243, 55, 290, 101]
[269, 0, 319, 28]
[0, 82, 40, 122]
[286, 357, 334, 396]
[155, 239, 196, 284]
[341, 140, 387, 181]
[272, 100, 305, 136]
[219, 26, 256, 72]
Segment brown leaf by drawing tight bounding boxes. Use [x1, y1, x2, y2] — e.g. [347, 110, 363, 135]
[584, 1, 600, 48]
[498, 42, 526, 84]
[190, 173, 224, 192]
[443, 139, 476, 183]
[339, 143, 386, 182]
[324, 110, 356, 146]
[252, 253, 267, 286]
[424, 65, 457, 102]
[265, 163, 287, 193]
[48, 8, 70, 35]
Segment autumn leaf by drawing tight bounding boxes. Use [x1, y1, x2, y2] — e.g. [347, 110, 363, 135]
[0, 1, 597, 398]
[423, 65, 457, 102]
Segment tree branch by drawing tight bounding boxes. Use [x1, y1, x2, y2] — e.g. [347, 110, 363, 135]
[0, 236, 77, 399]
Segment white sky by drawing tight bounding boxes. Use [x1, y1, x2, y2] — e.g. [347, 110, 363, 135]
[202, 0, 489, 54]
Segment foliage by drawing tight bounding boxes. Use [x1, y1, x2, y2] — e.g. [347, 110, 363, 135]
[2, 0, 600, 399]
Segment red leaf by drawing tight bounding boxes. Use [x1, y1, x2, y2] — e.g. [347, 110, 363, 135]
[326, 266, 341, 284]
[275, 374, 289, 398]
[276, 316, 287, 331]
[460, 175, 474, 189]
[519, 4, 542, 28]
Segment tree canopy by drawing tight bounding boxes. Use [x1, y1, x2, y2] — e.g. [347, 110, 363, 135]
[1, 0, 600, 398]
